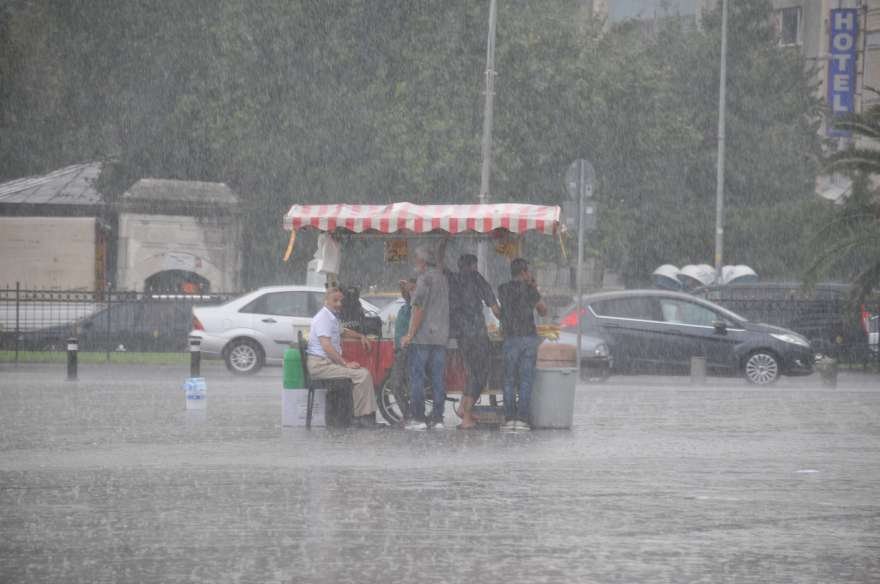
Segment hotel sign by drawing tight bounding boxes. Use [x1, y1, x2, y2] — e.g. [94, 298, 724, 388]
[828, 9, 858, 137]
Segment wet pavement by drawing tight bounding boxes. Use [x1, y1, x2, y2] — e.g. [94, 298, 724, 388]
[1, 363, 878, 583]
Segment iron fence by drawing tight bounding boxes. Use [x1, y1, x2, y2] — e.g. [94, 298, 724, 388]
[1, 283, 238, 361]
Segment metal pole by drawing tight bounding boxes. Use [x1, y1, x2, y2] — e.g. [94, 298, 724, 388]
[189, 336, 201, 378]
[105, 284, 112, 362]
[66, 337, 78, 381]
[477, 0, 497, 274]
[714, 0, 728, 281]
[14, 281, 20, 365]
[576, 161, 584, 363]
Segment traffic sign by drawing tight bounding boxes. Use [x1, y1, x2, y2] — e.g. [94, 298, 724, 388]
[565, 159, 594, 201]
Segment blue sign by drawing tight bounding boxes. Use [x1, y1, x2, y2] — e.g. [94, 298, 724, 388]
[828, 9, 859, 137]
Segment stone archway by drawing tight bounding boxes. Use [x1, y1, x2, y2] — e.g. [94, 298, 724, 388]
[144, 270, 211, 294]
[116, 179, 242, 293]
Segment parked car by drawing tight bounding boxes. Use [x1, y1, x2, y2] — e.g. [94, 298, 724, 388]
[361, 291, 401, 310]
[693, 282, 876, 360]
[869, 314, 879, 355]
[558, 289, 814, 385]
[2, 298, 209, 352]
[554, 329, 612, 382]
[189, 286, 381, 375]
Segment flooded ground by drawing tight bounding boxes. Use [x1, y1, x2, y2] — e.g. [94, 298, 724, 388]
[1, 363, 878, 583]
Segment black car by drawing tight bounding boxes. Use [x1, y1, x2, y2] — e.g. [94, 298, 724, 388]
[5, 299, 204, 353]
[693, 282, 872, 359]
[568, 290, 814, 384]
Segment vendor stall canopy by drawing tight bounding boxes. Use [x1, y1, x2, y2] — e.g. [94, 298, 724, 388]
[283, 202, 563, 235]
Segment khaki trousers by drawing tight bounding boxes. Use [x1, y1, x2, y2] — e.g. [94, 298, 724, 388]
[307, 356, 376, 416]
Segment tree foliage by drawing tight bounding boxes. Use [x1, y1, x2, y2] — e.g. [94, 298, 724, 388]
[807, 104, 880, 303]
[0, 0, 826, 288]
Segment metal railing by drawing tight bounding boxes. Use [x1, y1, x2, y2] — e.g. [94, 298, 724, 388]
[1, 283, 238, 362]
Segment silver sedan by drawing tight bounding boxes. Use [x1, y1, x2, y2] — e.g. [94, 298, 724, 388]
[189, 285, 379, 375]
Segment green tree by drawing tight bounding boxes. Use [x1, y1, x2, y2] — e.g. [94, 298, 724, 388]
[806, 104, 880, 303]
[0, 0, 829, 290]
[593, 0, 825, 286]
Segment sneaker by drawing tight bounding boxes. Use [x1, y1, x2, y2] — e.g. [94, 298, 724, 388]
[500, 420, 517, 432]
[405, 420, 428, 431]
[431, 421, 446, 430]
[513, 420, 531, 432]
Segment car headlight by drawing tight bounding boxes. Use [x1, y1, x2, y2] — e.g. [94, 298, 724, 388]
[770, 333, 810, 348]
[593, 343, 609, 358]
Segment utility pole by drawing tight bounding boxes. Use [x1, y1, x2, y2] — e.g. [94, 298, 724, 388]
[714, 0, 728, 281]
[477, 0, 497, 274]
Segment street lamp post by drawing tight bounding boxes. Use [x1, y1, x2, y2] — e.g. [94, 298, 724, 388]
[714, 0, 728, 281]
[477, 0, 497, 274]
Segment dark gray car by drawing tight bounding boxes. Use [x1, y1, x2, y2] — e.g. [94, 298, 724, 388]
[564, 290, 814, 384]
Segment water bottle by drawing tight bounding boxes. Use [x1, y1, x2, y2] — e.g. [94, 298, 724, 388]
[184, 377, 207, 410]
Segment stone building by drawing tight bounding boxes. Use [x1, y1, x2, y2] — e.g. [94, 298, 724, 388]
[0, 162, 109, 290]
[116, 179, 242, 293]
[0, 166, 243, 292]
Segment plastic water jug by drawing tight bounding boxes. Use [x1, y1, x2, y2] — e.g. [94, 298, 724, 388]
[283, 347, 304, 389]
[184, 377, 207, 410]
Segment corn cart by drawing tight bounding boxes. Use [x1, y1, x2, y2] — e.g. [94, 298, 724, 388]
[282, 202, 564, 425]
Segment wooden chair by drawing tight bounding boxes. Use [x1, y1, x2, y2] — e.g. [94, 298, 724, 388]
[297, 331, 353, 429]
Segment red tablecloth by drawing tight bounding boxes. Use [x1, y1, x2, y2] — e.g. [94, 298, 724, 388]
[342, 338, 395, 383]
[341, 338, 470, 392]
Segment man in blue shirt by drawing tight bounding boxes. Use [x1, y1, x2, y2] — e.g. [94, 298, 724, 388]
[307, 287, 378, 428]
[394, 278, 416, 350]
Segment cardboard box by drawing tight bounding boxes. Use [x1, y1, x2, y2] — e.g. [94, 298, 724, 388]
[282, 388, 326, 427]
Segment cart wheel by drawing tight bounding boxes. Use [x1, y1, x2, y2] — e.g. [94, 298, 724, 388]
[377, 375, 407, 425]
[377, 376, 440, 425]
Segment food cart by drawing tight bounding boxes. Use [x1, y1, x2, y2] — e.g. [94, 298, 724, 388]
[282, 202, 564, 424]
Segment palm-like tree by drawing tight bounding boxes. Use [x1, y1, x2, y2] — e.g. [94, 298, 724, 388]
[826, 101, 880, 175]
[806, 105, 880, 305]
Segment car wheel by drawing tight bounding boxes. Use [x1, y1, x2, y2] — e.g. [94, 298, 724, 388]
[580, 363, 610, 384]
[225, 339, 264, 375]
[744, 351, 780, 385]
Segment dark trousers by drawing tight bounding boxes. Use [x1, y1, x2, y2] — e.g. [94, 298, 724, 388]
[458, 334, 491, 398]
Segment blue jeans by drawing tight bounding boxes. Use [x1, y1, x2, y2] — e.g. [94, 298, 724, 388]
[408, 344, 447, 422]
[502, 336, 539, 422]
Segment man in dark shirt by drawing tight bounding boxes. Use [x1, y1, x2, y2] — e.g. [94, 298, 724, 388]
[497, 258, 547, 432]
[447, 254, 500, 429]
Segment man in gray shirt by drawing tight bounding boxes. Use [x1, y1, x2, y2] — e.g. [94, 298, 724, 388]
[400, 245, 450, 430]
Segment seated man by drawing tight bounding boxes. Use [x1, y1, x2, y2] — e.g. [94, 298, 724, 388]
[306, 287, 378, 428]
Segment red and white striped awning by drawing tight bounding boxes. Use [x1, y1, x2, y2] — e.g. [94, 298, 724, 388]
[283, 202, 562, 235]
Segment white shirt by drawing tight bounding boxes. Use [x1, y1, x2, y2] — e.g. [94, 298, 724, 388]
[307, 306, 341, 359]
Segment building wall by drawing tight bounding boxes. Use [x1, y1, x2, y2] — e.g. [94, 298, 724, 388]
[0, 216, 97, 290]
[116, 213, 241, 292]
[768, 1, 880, 117]
[860, 2, 880, 109]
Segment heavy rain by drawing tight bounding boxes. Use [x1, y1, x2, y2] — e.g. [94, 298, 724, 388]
[1, 1, 879, 583]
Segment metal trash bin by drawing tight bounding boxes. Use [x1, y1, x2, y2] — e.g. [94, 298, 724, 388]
[530, 367, 577, 429]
